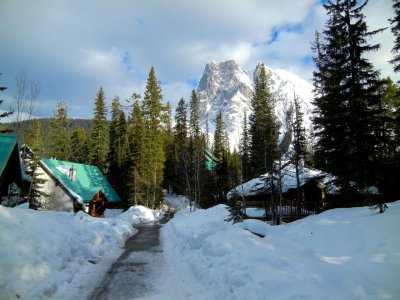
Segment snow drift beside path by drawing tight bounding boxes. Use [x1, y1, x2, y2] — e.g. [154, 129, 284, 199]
[161, 202, 400, 300]
[163, 193, 189, 211]
[0, 205, 163, 300]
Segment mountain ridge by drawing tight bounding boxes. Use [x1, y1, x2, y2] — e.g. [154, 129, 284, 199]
[197, 60, 314, 151]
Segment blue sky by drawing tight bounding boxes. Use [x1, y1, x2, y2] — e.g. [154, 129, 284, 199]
[0, 0, 397, 119]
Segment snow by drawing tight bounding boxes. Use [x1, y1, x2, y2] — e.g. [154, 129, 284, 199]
[198, 60, 315, 151]
[227, 161, 338, 200]
[160, 201, 400, 300]
[0, 204, 163, 299]
[1, 196, 399, 300]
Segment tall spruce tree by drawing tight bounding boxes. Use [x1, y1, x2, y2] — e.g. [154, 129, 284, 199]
[213, 111, 229, 203]
[163, 102, 176, 193]
[0, 75, 13, 133]
[172, 98, 189, 195]
[188, 89, 203, 209]
[239, 111, 251, 182]
[312, 0, 385, 191]
[47, 102, 71, 160]
[24, 119, 49, 210]
[292, 92, 307, 213]
[390, 0, 400, 72]
[89, 86, 108, 172]
[107, 96, 129, 199]
[26, 119, 43, 153]
[70, 127, 90, 164]
[141, 67, 167, 208]
[249, 64, 279, 177]
[376, 78, 400, 200]
[128, 96, 145, 206]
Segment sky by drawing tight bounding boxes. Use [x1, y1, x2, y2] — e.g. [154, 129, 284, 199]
[0, 0, 398, 119]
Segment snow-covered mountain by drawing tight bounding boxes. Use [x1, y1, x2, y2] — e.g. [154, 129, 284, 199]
[197, 60, 314, 151]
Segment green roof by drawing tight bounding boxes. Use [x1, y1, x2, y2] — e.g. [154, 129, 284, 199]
[0, 134, 30, 184]
[40, 158, 121, 204]
[204, 149, 219, 171]
[0, 134, 18, 176]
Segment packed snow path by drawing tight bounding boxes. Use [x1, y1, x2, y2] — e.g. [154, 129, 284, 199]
[88, 211, 174, 300]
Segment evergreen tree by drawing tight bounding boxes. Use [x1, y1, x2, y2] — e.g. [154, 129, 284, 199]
[0, 75, 13, 133]
[312, 0, 385, 191]
[375, 78, 400, 200]
[188, 89, 203, 209]
[292, 92, 307, 214]
[47, 102, 71, 160]
[107, 96, 129, 198]
[390, 0, 400, 72]
[89, 86, 108, 172]
[24, 119, 49, 210]
[213, 111, 227, 161]
[172, 98, 189, 195]
[70, 127, 90, 164]
[26, 119, 43, 154]
[189, 89, 200, 137]
[163, 102, 176, 193]
[249, 64, 279, 177]
[239, 111, 251, 182]
[228, 149, 242, 192]
[127, 95, 145, 206]
[205, 113, 210, 149]
[141, 67, 167, 208]
[213, 111, 229, 203]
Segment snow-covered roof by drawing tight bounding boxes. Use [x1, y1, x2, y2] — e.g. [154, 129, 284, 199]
[227, 162, 337, 200]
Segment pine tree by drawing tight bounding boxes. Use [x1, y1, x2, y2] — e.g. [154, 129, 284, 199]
[225, 147, 245, 223]
[127, 95, 145, 206]
[89, 86, 108, 172]
[172, 98, 189, 195]
[188, 89, 203, 209]
[47, 102, 71, 160]
[292, 91, 307, 214]
[213, 110, 227, 161]
[213, 111, 229, 203]
[312, 0, 385, 191]
[26, 119, 43, 154]
[390, 0, 400, 72]
[70, 127, 90, 164]
[24, 120, 49, 210]
[0, 75, 13, 133]
[163, 102, 176, 193]
[249, 64, 279, 177]
[375, 78, 400, 200]
[239, 111, 251, 182]
[141, 67, 167, 208]
[107, 96, 128, 197]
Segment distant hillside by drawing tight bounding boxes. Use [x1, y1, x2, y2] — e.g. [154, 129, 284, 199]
[3, 118, 93, 143]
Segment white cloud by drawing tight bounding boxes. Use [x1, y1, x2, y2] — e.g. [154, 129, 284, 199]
[0, 0, 397, 118]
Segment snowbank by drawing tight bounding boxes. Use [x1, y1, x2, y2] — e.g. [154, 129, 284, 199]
[161, 202, 400, 300]
[0, 205, 163, 300]
[163, 192, 189, 211]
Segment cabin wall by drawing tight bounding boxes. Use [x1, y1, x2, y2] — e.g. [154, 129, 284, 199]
[36, 165, 74, 212]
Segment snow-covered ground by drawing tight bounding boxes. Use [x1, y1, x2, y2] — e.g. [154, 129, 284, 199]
[0, 204, 163, 300]
[157, 201, 400, 300]
[1, 198, 399, 300]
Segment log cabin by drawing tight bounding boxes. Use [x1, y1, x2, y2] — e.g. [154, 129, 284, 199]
[227, 161, 338, 221]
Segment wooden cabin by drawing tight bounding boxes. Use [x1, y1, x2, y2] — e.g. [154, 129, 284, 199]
[227, 162, 337, 222]
[38, 158, 121, 217]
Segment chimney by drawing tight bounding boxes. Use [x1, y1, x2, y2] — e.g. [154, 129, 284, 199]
[69, 166, 77, 181]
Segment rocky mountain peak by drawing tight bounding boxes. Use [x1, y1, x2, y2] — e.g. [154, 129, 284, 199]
[197, 60, 314, 152]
